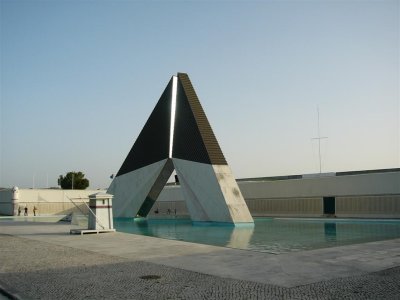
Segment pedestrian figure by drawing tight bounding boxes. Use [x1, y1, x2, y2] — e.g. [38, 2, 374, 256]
[167, 208, 171, 215]
[24, 206, 28, 216]
[33, 206, 38, 216]
[18, 206, 21, 216]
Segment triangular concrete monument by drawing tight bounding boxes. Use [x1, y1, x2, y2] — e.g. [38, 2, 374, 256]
[108, 73, 253, 224]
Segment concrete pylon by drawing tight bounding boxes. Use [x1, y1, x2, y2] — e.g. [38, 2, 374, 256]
[108, 73, 253, 224]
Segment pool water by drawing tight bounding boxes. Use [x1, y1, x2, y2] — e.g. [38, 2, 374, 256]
[114, 217, 400, 254]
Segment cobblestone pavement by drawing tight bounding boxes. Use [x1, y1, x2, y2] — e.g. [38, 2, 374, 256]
[0, 234, 399, 300]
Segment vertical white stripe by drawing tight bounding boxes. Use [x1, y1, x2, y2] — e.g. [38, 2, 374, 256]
[169, 76, 178, 158]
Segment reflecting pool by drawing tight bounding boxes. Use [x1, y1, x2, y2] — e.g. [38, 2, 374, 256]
[114, 217, 400, 254]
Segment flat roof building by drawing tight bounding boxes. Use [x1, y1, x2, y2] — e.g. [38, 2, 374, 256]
[153, 168, 400, 219]
[1, 168, 399, 219]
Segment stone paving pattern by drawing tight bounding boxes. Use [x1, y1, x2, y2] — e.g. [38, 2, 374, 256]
[1, 234, 399, 299]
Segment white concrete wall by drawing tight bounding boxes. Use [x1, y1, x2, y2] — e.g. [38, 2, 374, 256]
[154, 171, 400, 218]
[336, 195, 400, 218]
[0, 188, 106, 216]
[2, 171, 399, 218]
[156, 172, 400, 202]
[245, 198, 322, 217]
[158, 185, 184, 202]
[238, 172, 400, 199]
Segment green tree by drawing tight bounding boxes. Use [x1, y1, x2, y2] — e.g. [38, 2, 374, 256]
[59, 172, 89, 190]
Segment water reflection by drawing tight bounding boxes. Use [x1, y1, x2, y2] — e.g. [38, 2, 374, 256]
[134, 218, 156, 236]
[113, 217, 400, 254]
[227, 226, 255, 249]
[324, 222, 337, 241]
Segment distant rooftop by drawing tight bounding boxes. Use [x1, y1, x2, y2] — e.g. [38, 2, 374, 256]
[236, 168, 400, 182]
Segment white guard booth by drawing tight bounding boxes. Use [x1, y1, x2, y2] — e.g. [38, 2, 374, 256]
[70, 192, 116, 235]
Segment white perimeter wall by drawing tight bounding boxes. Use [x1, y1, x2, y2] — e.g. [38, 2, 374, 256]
[0, 189, 105, 216]
[1, 171, 399, 217]
[154, 171, 400, 218]
[239, 172, 399, 199]
[158, 172, 400, 201]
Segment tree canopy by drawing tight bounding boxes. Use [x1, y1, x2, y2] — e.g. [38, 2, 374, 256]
[59, 172, 89, 190]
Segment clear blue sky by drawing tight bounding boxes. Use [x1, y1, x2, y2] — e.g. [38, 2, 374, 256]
[1, 0, 398, 189]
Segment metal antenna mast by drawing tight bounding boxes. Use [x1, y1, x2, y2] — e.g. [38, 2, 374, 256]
[312, 106, 328, 174]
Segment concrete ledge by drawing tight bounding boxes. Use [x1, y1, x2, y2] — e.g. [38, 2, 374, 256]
[70, 228, 116, 235]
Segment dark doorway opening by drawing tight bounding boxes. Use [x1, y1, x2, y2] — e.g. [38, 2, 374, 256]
[323, 197, 336, 215]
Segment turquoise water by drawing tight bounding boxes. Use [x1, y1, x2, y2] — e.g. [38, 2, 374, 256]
[114, 217, 400, 254]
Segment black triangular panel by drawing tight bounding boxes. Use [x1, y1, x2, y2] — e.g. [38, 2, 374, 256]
[173, 73, 227, 165]
[116, 78, 172, 176]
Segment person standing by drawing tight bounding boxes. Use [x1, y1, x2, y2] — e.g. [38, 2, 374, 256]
[33, 206, 38, 216]
[24, 206, 28, 216]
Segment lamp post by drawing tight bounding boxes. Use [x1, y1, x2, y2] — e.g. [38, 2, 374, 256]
[311, 106, 328, 174]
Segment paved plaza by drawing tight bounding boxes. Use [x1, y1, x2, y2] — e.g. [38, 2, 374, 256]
[0, 221, 399, 299]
